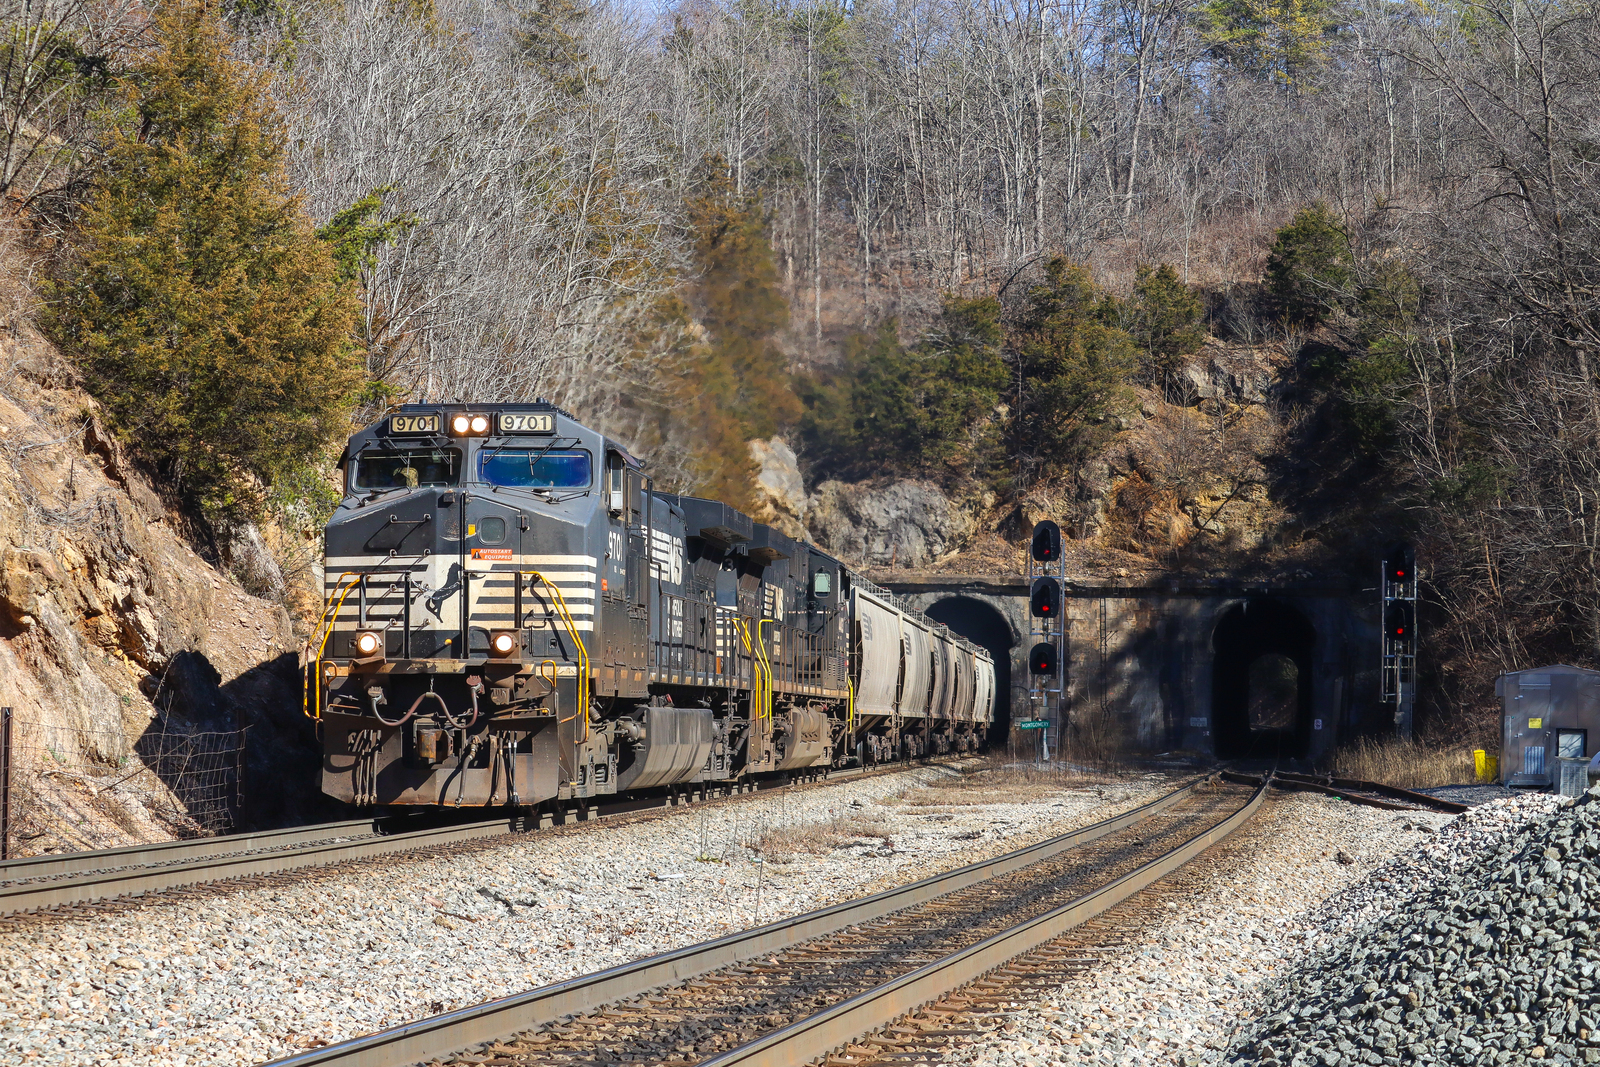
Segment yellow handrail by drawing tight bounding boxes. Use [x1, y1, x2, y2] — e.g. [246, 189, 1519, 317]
[734, 616, 764, 722]
[847, 676, 856, 739]
[303, 572, 363, 720]
[527, 571, 591, 742]
[755, 618, 775, 722]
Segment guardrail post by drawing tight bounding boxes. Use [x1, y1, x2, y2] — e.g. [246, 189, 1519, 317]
[1, 706, 12, 861]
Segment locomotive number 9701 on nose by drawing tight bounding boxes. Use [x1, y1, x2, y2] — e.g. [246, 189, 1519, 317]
[304, 401, 995, 808]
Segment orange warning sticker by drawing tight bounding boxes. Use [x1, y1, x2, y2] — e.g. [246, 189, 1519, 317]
[471, 548, 513, 561]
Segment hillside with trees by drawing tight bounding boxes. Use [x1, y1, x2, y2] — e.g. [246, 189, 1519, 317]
[1, 0, 1597, 749]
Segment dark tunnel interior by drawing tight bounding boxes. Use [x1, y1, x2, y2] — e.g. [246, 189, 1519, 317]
[1212, 599, 1316, 759]
[926, 596, 1015, 745]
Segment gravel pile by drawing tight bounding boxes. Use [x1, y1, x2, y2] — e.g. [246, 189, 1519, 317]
[1301, 790, 1567, 944]
[1228, 788, 1599, 1067]
[0, 766, 1163, 1067]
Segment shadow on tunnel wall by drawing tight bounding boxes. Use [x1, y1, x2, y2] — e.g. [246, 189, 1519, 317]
[925, 597, 1015, 745]
[139, 649, 357, 833]
[1212, 599, 1315, 760]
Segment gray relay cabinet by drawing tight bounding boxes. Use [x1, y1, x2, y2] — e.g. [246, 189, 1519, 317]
[1495, 664, 1600, 787]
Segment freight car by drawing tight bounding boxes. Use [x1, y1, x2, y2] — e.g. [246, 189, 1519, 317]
[304, 401, 994, 807]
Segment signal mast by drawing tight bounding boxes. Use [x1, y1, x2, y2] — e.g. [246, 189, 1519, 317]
[1381, 542, 1417, 739]
[1026, 521, 1066, 762]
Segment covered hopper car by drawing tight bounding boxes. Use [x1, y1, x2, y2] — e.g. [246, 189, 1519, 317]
[304, 402, 994, 807]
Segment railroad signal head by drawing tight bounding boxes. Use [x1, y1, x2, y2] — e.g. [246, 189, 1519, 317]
[1030, 520, 1063, 563]
[1385, 601, 1415, 641]
[1384, 542, 1415, 585]
[1029, 576, 1061, 618]
[1029, 642, 1059, 676]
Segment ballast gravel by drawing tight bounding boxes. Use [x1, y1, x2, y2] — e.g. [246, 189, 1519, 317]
[0, 765, 1166, 1067]
[937, 790, 1565, 1067]
[1226, 788, 1594, 1067]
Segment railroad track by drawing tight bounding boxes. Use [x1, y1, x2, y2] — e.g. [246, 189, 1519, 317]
[0, 758, 967, 920]
[261, 772, 1267, 1067]
[1222, 770, 1469, 814]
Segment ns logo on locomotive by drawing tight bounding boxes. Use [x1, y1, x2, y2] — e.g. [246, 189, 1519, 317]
[305, 402, 995, 808]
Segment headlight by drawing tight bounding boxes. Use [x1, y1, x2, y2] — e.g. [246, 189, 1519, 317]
[469, 414, 490, 434]
[489, 629, 519, 658]
[451, 414, 472, 434]
[354, 630, 383, 657]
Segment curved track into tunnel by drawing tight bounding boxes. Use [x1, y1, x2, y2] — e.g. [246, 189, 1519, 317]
[925, 596, 1016, 744]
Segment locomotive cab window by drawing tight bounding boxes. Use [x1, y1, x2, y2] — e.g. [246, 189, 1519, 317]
[354, 448, 461, 489]
[479, 449, 591, 488]
[606, 453, 625, 513]
[812, 571, 832, 597]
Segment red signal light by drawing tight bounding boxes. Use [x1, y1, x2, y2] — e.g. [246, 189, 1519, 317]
[1386, 602, 1414, 642]
[1029, 577, 1060, 618]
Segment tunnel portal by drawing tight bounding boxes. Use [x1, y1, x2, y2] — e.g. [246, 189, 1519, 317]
[926, 596, 1015, 745]
[1212, 599, 1316, 759]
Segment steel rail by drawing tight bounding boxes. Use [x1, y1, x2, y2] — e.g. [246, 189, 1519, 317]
[0, 816, 515, 916]
[1221, 770, 1467, 814]
[0, 817, 379, 883]
[0, 757, 973, 917]
[1273, 771, 1470, 813]
[698, 775, 1271, 1067]
[260, 773, 1217, 1067]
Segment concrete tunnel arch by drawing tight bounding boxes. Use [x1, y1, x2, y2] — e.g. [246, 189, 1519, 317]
[925, 596, 1016, 744]
[1211, 598, 1316, 759]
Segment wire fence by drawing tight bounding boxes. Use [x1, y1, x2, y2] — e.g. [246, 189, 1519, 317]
[1, 707, 244, 857]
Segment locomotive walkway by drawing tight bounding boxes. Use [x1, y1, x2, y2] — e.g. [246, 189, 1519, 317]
[259, 773, 1267, 1067]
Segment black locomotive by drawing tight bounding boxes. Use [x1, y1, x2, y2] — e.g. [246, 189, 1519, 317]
[304, 402, 994, 807]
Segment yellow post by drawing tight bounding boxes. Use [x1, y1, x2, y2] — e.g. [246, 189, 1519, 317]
[1474, 749, 1487, 783]
[1486, 754, 1499, 783]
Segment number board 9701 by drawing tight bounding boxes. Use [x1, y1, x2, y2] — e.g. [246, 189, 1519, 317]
[496, 412, 556, 434]
[388, 413, 440, 435]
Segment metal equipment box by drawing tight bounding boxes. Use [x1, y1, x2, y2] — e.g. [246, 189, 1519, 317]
[1495, 664, 1600, 788]
[1558, 758, 1590, 798]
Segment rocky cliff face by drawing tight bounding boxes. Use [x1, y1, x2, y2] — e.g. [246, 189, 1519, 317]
[749, 437, 985, 569]
[0, 324, 340, 855]
[762, 337, 1318, 581]
[807, 479, 977, 569]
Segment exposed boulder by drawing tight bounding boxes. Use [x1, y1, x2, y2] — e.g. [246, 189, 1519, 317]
[807, 479, 975, 568]
[218, 520, 287, 602]
[0, 546, 57, 631]
[1176, 346, 1274, 408]
[747, 437, 808, 539]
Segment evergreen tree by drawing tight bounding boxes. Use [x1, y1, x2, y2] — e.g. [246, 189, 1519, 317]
[678, 164, 799, 507]
[512, 0, 593, 95]
[1201, 0, 1342, 86]
[1266, 201, 1352, 326]
[44, 0, 361, 516]
[801, 297, 1006, 480]
[1126, 263, 1206, 388]
[1009, 259, 1137, 472]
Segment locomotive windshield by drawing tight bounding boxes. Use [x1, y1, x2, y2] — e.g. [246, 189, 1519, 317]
[479, 449, 591, 488]
[354, 448, 461, 489]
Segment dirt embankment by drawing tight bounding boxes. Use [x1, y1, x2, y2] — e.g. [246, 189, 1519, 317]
[0, 320, 344, 855]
